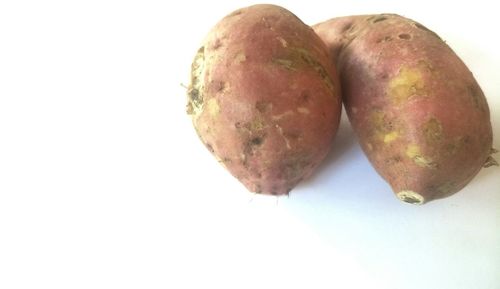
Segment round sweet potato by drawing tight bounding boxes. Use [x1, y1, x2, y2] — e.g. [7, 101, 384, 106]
[187, 5, 342, 195]
[314, 14, 495, 204]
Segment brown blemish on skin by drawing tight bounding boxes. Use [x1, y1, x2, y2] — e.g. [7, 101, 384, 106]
[272, 47, 335, 93]
[373, 16, 387, 23]
[406, 144, 438, 169]
[283, 154, 312, 180]
[300, 91, 310, 103]
[416, 60, 434, 72]
[370, 110, 402, 143]
[187, 46, 205, 115]
[423, 118, 443, 143]
[436, 181, 456, 195]
[247, 118, 265, 131]
[235, 118, 267, 133]
[204, 142, 215, 153]
[398, 33, 411, 40]
[445, 136, 470, 155]
[414, 22, 442, 40]
[242, 135, 265, 168]
[256, 101, 272, 113]
[214, 81, 229, 93]
[468, 84, 486, 111]
[384, 155, 402, 166]
[341, 22, 353, 33]
[388, 66, 425, 104]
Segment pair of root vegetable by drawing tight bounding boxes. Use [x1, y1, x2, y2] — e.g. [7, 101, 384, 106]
[187, 4, 496, 204]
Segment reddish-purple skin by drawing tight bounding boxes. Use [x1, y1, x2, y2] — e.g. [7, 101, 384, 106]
[314, 14, 493, 203]
[188, 5, 342, 195]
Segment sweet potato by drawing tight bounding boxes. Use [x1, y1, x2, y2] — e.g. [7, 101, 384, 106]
[314, 14, 495, 204]
[187, 5, 342, 195]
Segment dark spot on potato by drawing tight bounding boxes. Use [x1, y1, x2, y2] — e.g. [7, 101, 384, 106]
[284, 131, 300, 141]
[213, 81, 227, 92]
[250, 137, 263, 146]
[468, 84, 486, 111]
[300, 91, 310, 103]
[414, 22, 442, 40]
[283, 154, 312, 180]
[235, 122, 242, 129]
[373, 16, 387, 23]
[221, 157, 231, 163]
[256, 101, 272, 113]
[205, 143, 215, 153]
[398, 33, 411, 40]
[243, 135, 265, 160]
[341, 22, 353, 33]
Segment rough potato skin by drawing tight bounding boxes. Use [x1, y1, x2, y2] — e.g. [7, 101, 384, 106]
[187, 5, 342, 195]
[314, 14, 494, 204]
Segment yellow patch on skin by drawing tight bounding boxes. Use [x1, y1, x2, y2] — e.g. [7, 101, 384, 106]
[406, 144, 437, 168]
[249, 118, 265, 131]
[366, 143, 373, 151]
[371, 110, 385, 127]
[384, 131, 399, 143]
[297, 107, 310, 114]
[207, 98, 220, 117]
[389, 66, 425, 104]
[234, 52, 246, 64]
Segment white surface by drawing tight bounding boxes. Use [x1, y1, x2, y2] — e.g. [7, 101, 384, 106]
[0, 1, 499, 288]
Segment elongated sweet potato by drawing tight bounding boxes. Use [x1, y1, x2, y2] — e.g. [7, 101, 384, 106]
[187, 5, 342, 195]
[314, 14, 495, 204]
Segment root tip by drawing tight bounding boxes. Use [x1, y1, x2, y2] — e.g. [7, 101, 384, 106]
[397, 190, 424, 205]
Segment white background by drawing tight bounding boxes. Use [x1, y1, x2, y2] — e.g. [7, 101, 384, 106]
[1, 1, 499, 288]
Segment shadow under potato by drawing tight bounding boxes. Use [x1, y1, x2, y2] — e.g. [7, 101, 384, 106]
[300, 112, 357, 186]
